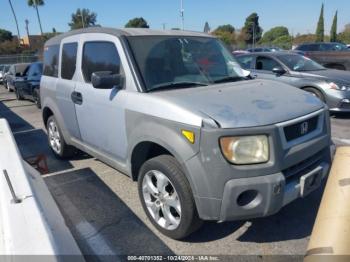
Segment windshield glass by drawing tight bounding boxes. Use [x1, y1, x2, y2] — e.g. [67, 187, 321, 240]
[278, 54, 325, 71]
[127, 36, 246, 91]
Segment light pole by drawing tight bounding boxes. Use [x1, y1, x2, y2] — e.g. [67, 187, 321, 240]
[252, 22, 255, 49]
[79, 9, 85, 28]
[180, 0, 184, 30]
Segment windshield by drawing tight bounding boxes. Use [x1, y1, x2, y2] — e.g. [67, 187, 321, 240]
[127, 36, 246, 92]
[278, 54, 325, 71]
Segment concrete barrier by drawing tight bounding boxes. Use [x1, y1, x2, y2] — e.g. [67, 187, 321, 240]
[305, 147, 350, 262]
[0, 118, 83, 259]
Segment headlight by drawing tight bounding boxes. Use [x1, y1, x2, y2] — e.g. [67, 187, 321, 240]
[327, 82, 350, 91]
[220, 135, 269, 165]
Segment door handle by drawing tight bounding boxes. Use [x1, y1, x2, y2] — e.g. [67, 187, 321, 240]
[71, 91, 83, 105]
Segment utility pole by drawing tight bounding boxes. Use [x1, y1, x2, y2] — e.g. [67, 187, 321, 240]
[180, 0, 184, 30]
[80, 9, 85, 28]
[33, 0, 43, 35]
[25, 19, 30, 48]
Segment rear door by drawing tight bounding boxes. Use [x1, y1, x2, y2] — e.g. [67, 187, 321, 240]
[56, 35, 81, 139]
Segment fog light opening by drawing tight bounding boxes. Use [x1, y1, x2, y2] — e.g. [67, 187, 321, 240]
[237, 190, 262, 209]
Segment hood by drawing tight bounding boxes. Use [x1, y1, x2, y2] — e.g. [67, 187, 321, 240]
[299, 69, 350, 84]
[154, 79, 324, 128]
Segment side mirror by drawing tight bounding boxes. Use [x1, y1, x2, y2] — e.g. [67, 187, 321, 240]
[91, 71, 123, 89]
[272, 67, 286, 76]
[15, 72, 22, 77]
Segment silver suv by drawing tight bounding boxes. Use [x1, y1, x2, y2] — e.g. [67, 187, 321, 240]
[40, 28, 332, 239]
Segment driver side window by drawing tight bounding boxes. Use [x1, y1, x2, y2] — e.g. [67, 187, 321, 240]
[255, 56, 280, 71]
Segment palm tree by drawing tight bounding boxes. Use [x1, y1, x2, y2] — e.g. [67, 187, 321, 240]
[8, 0, 21, 46]
[27, 0, 44, 35]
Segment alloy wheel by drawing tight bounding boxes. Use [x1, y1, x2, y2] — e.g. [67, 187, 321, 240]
[48, 120, 61, 154]
[142, 170, 181, 230]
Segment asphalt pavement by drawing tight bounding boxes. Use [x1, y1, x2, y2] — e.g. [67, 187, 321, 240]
[0, 86, 349, 261]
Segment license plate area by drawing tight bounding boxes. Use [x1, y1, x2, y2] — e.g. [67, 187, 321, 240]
[300, 166, 323, 197]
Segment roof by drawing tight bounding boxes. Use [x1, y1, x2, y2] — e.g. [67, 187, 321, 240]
[45, 27, 214, 46]
[236, 51, 300, 57]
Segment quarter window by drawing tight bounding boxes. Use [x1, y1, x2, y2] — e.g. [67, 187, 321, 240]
[43, 45, 60, 77]
[61, 42, 78, 80]
[236, 56, 253, 70]
[82, 41, 121, 83]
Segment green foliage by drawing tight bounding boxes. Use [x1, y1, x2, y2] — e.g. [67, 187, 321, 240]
[27, 0, 44, 6]
[260, 26, 289, 43]
[338, 24, 350, 44]
[293, 34, 316, 45]
[213, 24, 236, 45]
[69, 8, 97, 30]
[330, 11, 338, 42]
[0, 40, 22, 55]
[241, 13, 263, 44]
[0, 29, 13, 42]
[125, 17, 149, 28]
[272, 35, 292, 49]
[315, 4, 324, 42]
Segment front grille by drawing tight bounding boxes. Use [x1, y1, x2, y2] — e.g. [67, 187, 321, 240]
[282, 151, 323, 183]
[340, 102, 350, 110]
[284, 116, 318, 142]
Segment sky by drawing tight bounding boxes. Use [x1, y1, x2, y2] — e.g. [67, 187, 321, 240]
[1, 0, 349, 37]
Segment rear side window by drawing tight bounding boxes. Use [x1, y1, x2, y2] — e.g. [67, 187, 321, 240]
[43, 45, 60, 77]
[236, 55, 253, 69]
[61, 42, 78, 80]
[82, 41, 121, 82]
[255, 56, 280, 71]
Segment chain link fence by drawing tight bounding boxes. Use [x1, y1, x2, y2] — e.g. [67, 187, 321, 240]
[0, 54, 40, 65]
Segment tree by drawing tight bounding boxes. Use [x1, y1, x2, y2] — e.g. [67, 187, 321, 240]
[272, 35, 292, 49]
[69, 8, 97, 30]
[125, 17, 149, 28]
[315, 4, 324, 42]
[241, 13, 263, 45]
[0, 29, 13, 42]
[27, 0, 44, 35]
[212, 24, 236, 45]
[260, 26, 289, 43]
[293, 33, 316, 45]
[330, 10, 338, 42]
[8, 0, 21, 46]
[203, 22, 210, 33]
[338, 24, 350, 44]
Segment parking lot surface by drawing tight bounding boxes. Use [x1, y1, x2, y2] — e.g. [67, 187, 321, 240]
[0, 86, 349, 259]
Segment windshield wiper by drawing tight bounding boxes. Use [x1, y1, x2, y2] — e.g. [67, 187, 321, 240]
[213, 76, 246, 84]
[148, 81, 208, 92]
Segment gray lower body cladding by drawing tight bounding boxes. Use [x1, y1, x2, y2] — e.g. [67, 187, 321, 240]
[184, 109, 332, 221]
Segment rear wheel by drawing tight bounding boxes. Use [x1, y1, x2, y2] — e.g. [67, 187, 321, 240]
[15, 88, 24, 100]
[303, 87, 325, 103]
[138, 155, 203, 239]
[47, 115, 75, 158]
[33, 89, 41, 108]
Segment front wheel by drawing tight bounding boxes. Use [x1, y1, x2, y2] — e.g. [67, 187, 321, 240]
[138, 155, 203, 239]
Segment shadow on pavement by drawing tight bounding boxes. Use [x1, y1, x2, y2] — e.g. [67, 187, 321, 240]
[331, 112, 350, 119]
[45, 168, 174, 257]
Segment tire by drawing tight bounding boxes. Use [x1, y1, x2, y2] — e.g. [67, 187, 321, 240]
[138, 155, 203, 239]
[33, 89, 41, 109]
[15, 88, 24, 100]
[303, 87, 326, 103]
[47, 115, 75, 158]
[7, 82, 13, 92]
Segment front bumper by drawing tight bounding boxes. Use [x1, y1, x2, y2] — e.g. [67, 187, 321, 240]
[185, 108, 332, 221]
[325, 90, 350, 112]
[219, 158, 329, 221]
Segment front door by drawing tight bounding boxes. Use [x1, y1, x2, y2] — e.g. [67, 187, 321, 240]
[73, 34, 128, 162]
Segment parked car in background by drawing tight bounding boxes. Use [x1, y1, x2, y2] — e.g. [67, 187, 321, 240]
[14, 62, 43, 108]
[4, 63, 30, 92]
[41, 28, 331, 239]
[236, 52, 350, 112]
[247, 47, 283, 53]
[0, 64, 10, 84]
[294, 42, 350, 71]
